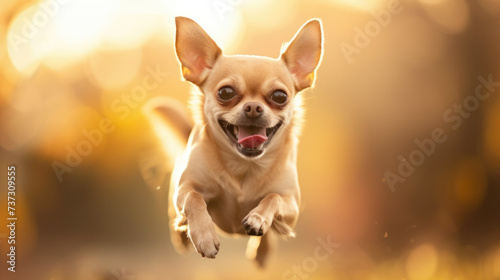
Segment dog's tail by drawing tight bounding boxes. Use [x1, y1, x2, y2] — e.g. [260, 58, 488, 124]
[143, 96, 193, 144]
[140, 97, 192, 188]
[142, 97, 193, 254]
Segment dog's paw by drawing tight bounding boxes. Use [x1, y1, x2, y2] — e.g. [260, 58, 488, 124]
[188, 222, 220, 259]
[242, 212, 271, 236]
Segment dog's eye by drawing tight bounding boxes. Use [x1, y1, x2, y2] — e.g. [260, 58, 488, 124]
[218, 87, 236, 101]
[270, 90, 288, 105]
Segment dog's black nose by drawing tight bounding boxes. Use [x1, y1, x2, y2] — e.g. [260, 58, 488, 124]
[243, 102, 263, 119]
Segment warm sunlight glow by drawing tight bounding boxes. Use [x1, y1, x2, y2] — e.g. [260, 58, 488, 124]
[53, 0, 114, 47]
[162, 0, 243, 51]
[47, 0, 117, 68]
[6, 0, 163, 72]
[6, 4, 42, 74]
[406, 244, 438, 279]
[241, 0, 298, 30]
[89, 48, 143, 90]
[325, 0, 385, 11]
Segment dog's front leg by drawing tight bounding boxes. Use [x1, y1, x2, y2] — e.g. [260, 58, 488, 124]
[177, 189, 220, 258]
[242, 193, 299, 237]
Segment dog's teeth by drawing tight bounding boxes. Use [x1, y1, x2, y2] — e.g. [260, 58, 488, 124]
[234, 126, 239, 135]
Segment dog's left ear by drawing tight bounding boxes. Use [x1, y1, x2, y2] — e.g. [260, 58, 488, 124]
[280, 19, 324, 91]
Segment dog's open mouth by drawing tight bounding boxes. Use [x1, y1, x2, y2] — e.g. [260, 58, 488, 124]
[218, 120, 282, 157]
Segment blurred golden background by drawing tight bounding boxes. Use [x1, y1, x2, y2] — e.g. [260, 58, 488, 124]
[1, 0, 500, 279]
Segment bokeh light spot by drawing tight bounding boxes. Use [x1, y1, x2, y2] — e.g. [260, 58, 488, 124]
[88, 48, 143, 90]
[406, 243, 438, 280]
[453, 157, 487, 212]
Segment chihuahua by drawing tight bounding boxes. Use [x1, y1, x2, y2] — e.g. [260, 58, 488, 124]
[166, 16, 323, 267]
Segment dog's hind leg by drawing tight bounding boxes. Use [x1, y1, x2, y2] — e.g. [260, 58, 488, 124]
[246, 231, 276, 268]
[169, 225, 191, 254]
[168, 198, 191, 254]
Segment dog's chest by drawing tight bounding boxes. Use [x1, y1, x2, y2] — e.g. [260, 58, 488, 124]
[216, 165, 268, 203]
[217, 163, 268, 197]
[208, 170, 268, 234]
[202, 152, 280, 233]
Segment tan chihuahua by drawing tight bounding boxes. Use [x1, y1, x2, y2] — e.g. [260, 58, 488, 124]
[168, 17, 323, 267]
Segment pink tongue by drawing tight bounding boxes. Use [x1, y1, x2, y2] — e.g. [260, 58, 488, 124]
[237, 126, 267, 149]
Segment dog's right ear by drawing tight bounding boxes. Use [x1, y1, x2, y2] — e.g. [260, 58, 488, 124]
[175, 17, 222, 85]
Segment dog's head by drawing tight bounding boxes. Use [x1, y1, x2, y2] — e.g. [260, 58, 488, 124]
[174, 17, 323, 158]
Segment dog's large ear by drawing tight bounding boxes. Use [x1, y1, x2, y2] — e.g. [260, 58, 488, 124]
[175, 17, 222, 85]
[280, 19, 323, 91]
